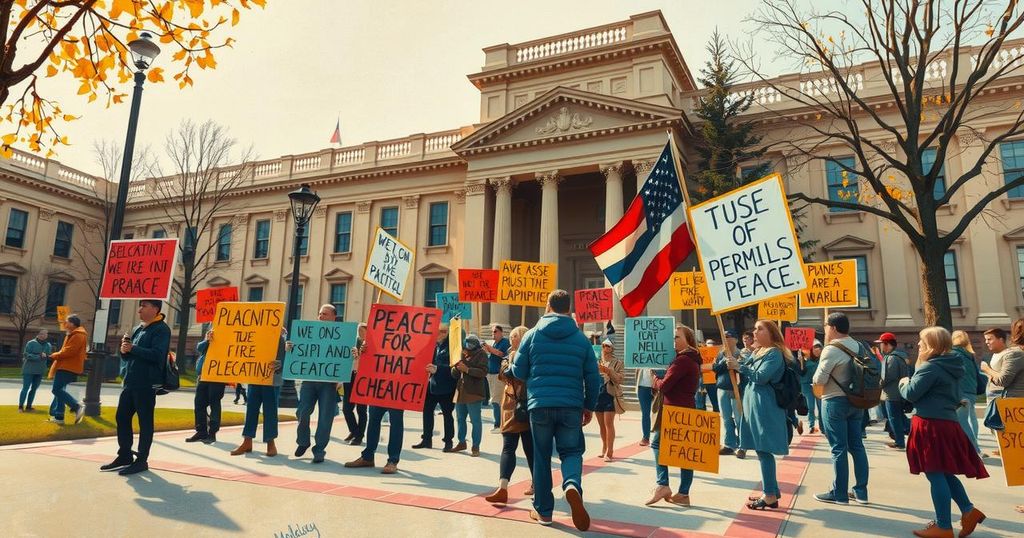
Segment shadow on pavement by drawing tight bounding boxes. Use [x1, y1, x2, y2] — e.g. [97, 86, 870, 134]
[125, 471, 241, 531]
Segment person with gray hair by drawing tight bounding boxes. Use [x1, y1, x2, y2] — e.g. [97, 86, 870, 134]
[47, 314, 88, 425]
[289, 304, 343, 463]
[19, 329, 51, 412]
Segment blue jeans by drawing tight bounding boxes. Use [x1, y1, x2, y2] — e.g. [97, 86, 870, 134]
[884, 400, 907, 448]
[362, 406, 404, 464]
[456, 400, 483, 447]
[800, 385, 818, 429]
[925, 472, 974, 530]
[49, 370, 80, 420]
[296, 382, 337, 457]
[637, 386, 653, 441]
[955, 398, 980, 453]
[651, 428, 694, 493]
[242, 385, 280, 442]
[718, 389, 740, 449]
[757, 450, 780, 496]
[529, 407, 586, 518]
[19, 373, 42, 409]
[821, 397, 869, 501]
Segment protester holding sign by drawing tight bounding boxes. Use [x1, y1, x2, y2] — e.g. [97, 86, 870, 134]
[412, 324, 456, 452]
[47, 315, 87, 426]
[483, 325, 511, 432]
[452, 334, 489, 457]
[595, 339, 626, 462]
[713, 331, 746, 457]
[187, 330, 226, 444]
[289, 304, 345, 464]
[484, 325, 535, 506]
[231, 328, 285, 458]
[797, 342, 823, 435]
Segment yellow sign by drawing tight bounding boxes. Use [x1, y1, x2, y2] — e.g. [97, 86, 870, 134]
[997, 397, 1024, 487]
[699, 345, 719, 385]
[658, 405, 720, 473]
[799, 260, 859, 309]
[449, 317, 463, 367]
[56, 306, 70, 326]
[669, 271, 711, 310]
[758, 295, 798, 322]
[497, 260, 556, 307]
[201, 302, 286, 386]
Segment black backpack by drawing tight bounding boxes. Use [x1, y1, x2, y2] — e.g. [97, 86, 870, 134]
[829, 341, 882, 409]
[772, 362, 804, 411]
[156, 352, 180, 396]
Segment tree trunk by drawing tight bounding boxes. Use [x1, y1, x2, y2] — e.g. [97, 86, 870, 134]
[175, 263, 195, 370]
[917, 243, 953, 330]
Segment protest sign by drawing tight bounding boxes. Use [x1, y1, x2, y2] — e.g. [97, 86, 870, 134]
[201, 302, 286, 385]
[688, 174, 807, 314]
[658, 405, 721, 473]
[56, 306, 70, 326]
[699, 345, 719, 385]
[436, 292, 472, 323]
[362, 227, 414, 301]
[996, 397, 1024, 486]
[593, 344, 603, 361]
[449, 317, 463, 367]
[350, 304, 441, 411]
[758, 295, 798, 323]
[458, 269, 499, 303]
[624, 316, 674, 368]
[497, 260, 556, 307]
[195, 286, 239, 323]
[99, 238, 179, 301]
[283, 320, 358, 382]
[669, 271, 711, 310]
[799, 259, 859, 308]
[574, 288, 613, 324]
[784, 327, 816, 352]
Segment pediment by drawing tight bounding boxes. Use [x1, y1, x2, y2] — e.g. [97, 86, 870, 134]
[324, 268, 354, 282]
[937, 229, 965, 245]
[417, 263, 451, 276]
[0, 262, 27, 275]
[452, 86, 683, 155]
[49, 270, 75, 283]
[244, 274, 269, 285]
[1005, 224, 1024, 240]
[206, 276, 232, 287]
[283, 271, 309, 283]
[822, 235, 875, 253]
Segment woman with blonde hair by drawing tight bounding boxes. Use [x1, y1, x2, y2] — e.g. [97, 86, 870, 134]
[596, 338, 626, 461]
[899, 326, 987, 538]
[950, 331, 981, 453]
[484, 325, 535, 505]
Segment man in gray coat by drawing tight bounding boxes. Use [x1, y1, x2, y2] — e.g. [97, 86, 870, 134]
[19, 329, 51, 412]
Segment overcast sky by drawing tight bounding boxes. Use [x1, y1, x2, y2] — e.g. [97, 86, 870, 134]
[27, 0, 771, 175]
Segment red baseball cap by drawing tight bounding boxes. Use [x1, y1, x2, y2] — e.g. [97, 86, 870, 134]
[874, 332, 897, 344]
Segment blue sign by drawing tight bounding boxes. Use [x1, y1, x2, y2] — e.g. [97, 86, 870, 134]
[283, 320, 358, 382]
[436, 292, 472, 323]
[624, 316, 674, 368]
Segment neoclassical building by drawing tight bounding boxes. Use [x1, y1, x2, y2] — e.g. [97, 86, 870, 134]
[2, 10, 1024, 355]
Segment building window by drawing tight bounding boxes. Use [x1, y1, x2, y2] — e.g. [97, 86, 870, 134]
[921, 148, 947, 200]
[297, 221, 310, 257]
[254, 219, 270, 259]
[109, 300, 121, 325]
[296, 285, 304, 313]
[0, 275, 15, 313]
[825, 157, 857, 212]
[216, 224, 232, 261]
[944, 251, 962, 307]
[380, 206, 399, 238]
[53, 221, 74, 258]
[740, 163, 769, 181]
[5, 208, 28, 248]
[428, 202, 448, 246]
[334, 212, 352, 253]
[1001, 140, 1024, 199]
[247, 286, 264, 302]
[423, 278, 445, 309]
[330, 283, 347, 321]
[839, 255, 871, 309]
[152, 228, 167, 238]
[45, 281, 66, 317]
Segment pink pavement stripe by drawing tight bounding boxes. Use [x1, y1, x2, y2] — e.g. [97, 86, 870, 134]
[278, 479, 347, 494]
[379, 492, 457, 510]
[326, 485, 393, 500]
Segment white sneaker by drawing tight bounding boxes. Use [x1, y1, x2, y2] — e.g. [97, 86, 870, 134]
[490, 427, 501, 434]
[47, 417, 64, 425]
[75, 406, 86, 424]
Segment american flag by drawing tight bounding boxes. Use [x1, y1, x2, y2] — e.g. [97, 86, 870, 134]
[329, 119, 342, 145]
[589, 141, 694, 317]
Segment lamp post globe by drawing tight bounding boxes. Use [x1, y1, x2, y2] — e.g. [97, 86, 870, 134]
[279, 184, 321, 408]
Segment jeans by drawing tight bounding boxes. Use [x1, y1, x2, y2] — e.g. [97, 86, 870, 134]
[116, 387, 156, 462]
[456, 400, 483, 447]
[924, 472, 974, 529]
[800, 384, 818, 429]
[421, 391, 455, 445]
[342, 382, 367, 440]
[19, 373, 42, 409]
[757, 450, 780, 496]
[193, 381, 226, 435]
[637, 386, 653, 440]
[718, 389, 740, 449]
[49, 370, 80, 420]
[242, 385, 280, 442]
[487, 373, 501, 427]
[696, 384, 719, 412]
[955, 397, 980, 453]
[821, 397, 869, 501]
[296, 382, 337, 456]
[529, 407, 586, 518]
[651, 428, 694, 493]
[500, 431, 535, 481]
[362, 406, 404, 464]
[884, 400, 907, 448]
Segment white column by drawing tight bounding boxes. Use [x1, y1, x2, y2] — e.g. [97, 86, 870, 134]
[490, 177, 513, 326]
[462, 180, 488, 269]
[537, 171, 562, 265]
[601, 163, 625, 326]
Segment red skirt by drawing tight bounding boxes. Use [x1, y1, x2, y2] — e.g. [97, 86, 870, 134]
[906, 416, 989, 479]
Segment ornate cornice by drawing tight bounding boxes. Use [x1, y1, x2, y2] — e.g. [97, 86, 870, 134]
[600, 162, 625, 180]
[274, 209, 289, 222]
[536, 171, 563, 188]
[958, 130, 983, 148]
[454, 190, 466, 204]
[233, 214, 249, 226]
[313, 206, 327, 219]
[356, 201, 372, 213]
[489, 176, 514, 195]
[464, 182, 487, 196]
[403, 195, 421, 209]
[632, 159, 656, 175]
[38, 208, 55, 221]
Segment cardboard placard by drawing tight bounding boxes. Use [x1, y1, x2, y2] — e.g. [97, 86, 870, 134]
[688, 174, 807, 314]
[56, 306, 70, 326]
[195, 286, 239, 323]
[283, 320, 358, 382]
[497, 260, 556, 307]
[699, 345, 719, 385]
[669, 272, 711, 310]
[758, 294, 798, 323]
[350, 304, 441, 411]
[458, 268, 499, 303]
[99, 238, 179, 301]
[201, 302, 286, 385]
[657, 405, 721, 473]
[799, 259, 859, 309]
[449, 317, 463, 367]
[624, 316, 675, 368]
[574, 288, 613, 324]
[362, 227, 415, 301]
[784, 327, 816, 352]
[436, 292, 472, 323]
[996, 397, 1024, 486]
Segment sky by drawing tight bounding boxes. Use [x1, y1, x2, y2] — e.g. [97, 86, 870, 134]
[24, 0, 772, 175]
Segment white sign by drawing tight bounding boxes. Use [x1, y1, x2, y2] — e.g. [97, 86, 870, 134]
[688, 173, 807, 314]
[362, 227, 415, 301]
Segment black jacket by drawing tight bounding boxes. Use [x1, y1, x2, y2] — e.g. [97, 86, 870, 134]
[121, 314, 171, 389]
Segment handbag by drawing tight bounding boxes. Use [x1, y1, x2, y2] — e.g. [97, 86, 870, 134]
[156, 351, 180, 396]
[511, 382, 529, 424]
[983, 391, 1006, 431]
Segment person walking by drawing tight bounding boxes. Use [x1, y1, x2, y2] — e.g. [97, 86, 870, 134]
[484, 325, 535, 505]
[900, 326, 988, 538]
[187, 330, 226, 444]
[100, 300, 170, 475]
[482, 324, 511, 433]
[635, 367, 655, 447]
[980, 328, 1011, 458]
[342, 323, 368, 445]
[19, 329, 51, 413]
[878, 332, 910, 450]
[452, 334, 489, 456]
[510, 290, 601, 531]
[47, 314, 88, 425]
[231, 328, 285, 457]
[713, 330, 745, 456]
[797, 340, 821, 434]
[292, 305, 344, 464]
[951, 331, 982, 454]
[412, 324, 456, 451]
[596, 338, 625, 461]
[645, 324, 701, 507]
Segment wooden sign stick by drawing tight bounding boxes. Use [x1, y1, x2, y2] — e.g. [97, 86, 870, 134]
[715, 313, 743, 417]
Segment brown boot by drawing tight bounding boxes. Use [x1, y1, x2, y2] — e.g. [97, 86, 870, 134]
[266, 440, 278, 457]
[913, 522, 954, 538]
[958, 508, 986, 537]
[230, 437, 253, 456]
[485, 488, 508, 505]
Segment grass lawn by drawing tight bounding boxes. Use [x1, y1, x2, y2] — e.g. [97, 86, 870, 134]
[0, 405, 295, 446]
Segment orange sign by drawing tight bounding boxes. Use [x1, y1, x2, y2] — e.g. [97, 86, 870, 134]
[799, 260, 859, 308]
[658, 405, 721, 473]
[758, 295, 798, 322]
[669, 271, 711, 310]
[699, 345, 719, 385]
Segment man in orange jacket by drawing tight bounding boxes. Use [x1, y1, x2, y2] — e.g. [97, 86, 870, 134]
[48, 314, 88, 425]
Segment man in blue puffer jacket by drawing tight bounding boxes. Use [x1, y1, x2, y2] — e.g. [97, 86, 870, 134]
[510, 289, 601, 531]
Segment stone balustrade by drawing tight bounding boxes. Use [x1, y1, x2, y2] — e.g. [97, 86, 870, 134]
[0, 145, 109, 196]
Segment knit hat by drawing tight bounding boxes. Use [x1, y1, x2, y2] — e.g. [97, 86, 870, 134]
[464, 334, 482, 351]
[601, 338, 614, 347]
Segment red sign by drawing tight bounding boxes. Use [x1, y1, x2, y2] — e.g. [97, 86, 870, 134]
[99, 239, 179, 301]
[784, 327, 816, 352]
[195, 286, 239, 323]
[350, 304, 442, 411]
[458, 268, 499, 303]
[574, 288, 613, 323]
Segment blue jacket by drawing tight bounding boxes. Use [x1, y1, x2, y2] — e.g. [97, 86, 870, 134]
[713, 350, 746, 391]
[22, 338, 52, 376]
[510, 313, 601, 411]
[798, 356, 819, 385]
[429, 338, 457, 395]
[195, 339, 209, 382]
[121, 314, 171, 389]
[899, 353, 964, 422]
[951, 346, 979, 398]
[488, 337, 511, 374]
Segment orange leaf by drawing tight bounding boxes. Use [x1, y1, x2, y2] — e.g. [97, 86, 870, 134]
[147, 67, 165, 83]
[46, 65, 58, 77]
[232, 8, 240, 25]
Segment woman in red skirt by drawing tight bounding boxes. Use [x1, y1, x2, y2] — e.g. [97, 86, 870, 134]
[898, 326, 988, 538]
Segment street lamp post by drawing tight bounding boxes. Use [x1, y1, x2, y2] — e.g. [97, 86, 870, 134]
[279, 184, 320, 408]
[83, 32, 161, 417]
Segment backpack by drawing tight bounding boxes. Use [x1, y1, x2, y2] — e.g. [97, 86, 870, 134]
[829, 342, 882, 409]
[772, 362, 804, 411]
[156, 351, 180, 396]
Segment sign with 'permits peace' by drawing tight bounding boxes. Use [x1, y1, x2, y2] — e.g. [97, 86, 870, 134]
[363, 227, 414, 301]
